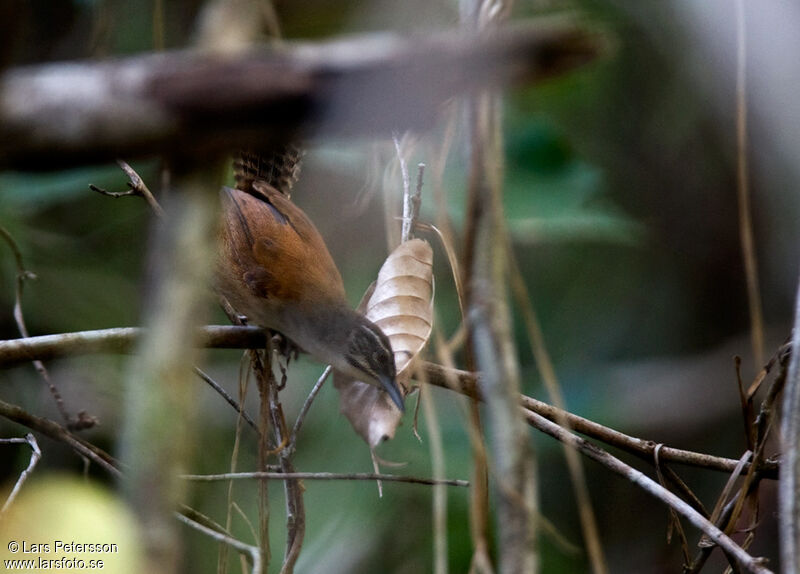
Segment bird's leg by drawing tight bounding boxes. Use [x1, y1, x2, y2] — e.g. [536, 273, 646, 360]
[266, 434, 290, 456]
[271, 332, 300, 391]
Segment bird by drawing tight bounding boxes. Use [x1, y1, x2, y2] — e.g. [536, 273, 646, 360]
[216, 147, 405, 411]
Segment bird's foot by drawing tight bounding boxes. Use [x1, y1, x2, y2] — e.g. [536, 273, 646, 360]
[271, 333, 300, 390]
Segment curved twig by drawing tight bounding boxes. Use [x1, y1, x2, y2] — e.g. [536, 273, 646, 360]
[90, 160, 165, 218]
[0, 226, 91, 430]
[0, 433, 41, 517]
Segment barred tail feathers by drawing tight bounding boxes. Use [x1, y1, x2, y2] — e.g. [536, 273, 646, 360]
[234, 145, 305, 196]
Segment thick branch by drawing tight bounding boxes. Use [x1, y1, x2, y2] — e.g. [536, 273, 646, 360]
[780, 274, 800, 573]
[119, 168, 220, 574]
[0, 327, 773, 478]
[0, 325, 266, 366]
[461, 21, 537, 572]
[0, 22, 603, 170]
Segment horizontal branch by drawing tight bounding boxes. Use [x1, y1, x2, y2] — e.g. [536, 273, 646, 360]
[0, 22, 603, 170]
[182, 471, 469, 487]
[0, 325, 771, 570]
[0, 325, 266, 366]
[0, 326, 773, 480]
[420, 361, 779, 479]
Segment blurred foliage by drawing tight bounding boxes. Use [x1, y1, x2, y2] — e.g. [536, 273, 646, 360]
[1, 0, 797, 572]
[0, 475, 143, 573]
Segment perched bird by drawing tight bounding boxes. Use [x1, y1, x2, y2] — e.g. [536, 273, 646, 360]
[216, 148, 404, 411]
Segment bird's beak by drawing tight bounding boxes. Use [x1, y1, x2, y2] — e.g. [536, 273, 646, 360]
[379, 374, 405, 412]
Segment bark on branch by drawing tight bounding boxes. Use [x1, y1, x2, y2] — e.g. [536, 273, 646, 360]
[0, 22, 603, 171]
[0, 325, 266, 366]
[0, 326, 777, 478]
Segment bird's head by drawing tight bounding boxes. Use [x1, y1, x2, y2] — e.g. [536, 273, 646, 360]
[279, 304, 404, 412]
[337, 314, 404, 412]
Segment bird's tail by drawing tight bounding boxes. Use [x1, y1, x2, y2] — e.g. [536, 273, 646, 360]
[233, 145, 305, 197]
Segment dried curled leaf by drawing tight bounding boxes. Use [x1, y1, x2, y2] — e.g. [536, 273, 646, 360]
[335, 238, 434, 447]
[367, 238, 434, 377]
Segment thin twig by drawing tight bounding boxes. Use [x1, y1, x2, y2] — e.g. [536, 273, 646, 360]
[182, 471, 469, 487]
[289, 365, 332, 450]
[0, 433, 41, 517]
[402, 161, 425, 243]
[421, 361, 779, 479]
[687, 473, 765, 573]
[424, 121, 491, 571]
[232, 501, 260, 549]
[0, 397, 120, 477]
[393, 132, 413, 242]
[176, 512, 262, 574]
[414, 164, 425, 218]
[418, 368, 449, 574]
[179, 504, 232, 537]
[431, 326, 493, 574]
[194, 366, 258, 432]
[249, 343, 305, 574]
[219, 359, 247, 572]
[520, 408, 772, 574]
[90, 160, 165, 218]
[249, 349, 273, 572]
[266, 362, 304, 574]
[687, 345, 787, 573]
[653, 444, 691, 566]
[392, 138, 445, 569]
[0, 226, 91, 430]
[734, 0, 765, 369]
[705, 451, 753, 543]
[417, 222, 465, 319]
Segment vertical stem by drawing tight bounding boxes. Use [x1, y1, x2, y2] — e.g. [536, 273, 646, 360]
[459, 0, 537, 563]
[251, 349, 272, 572]
[464, 90, 537, 574]
[779, 275, 800, 574]
[120, 165, 220, 574]
[420, 373, 449, 574]
[250, 345, 305, 574]
[460, 3, 536, 573]
[735, 0, 765, 369]
[267, 367, 305, 573]
[427, 107, 492, 572]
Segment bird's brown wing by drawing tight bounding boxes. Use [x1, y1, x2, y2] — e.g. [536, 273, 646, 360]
[221, 183, 346, 306]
